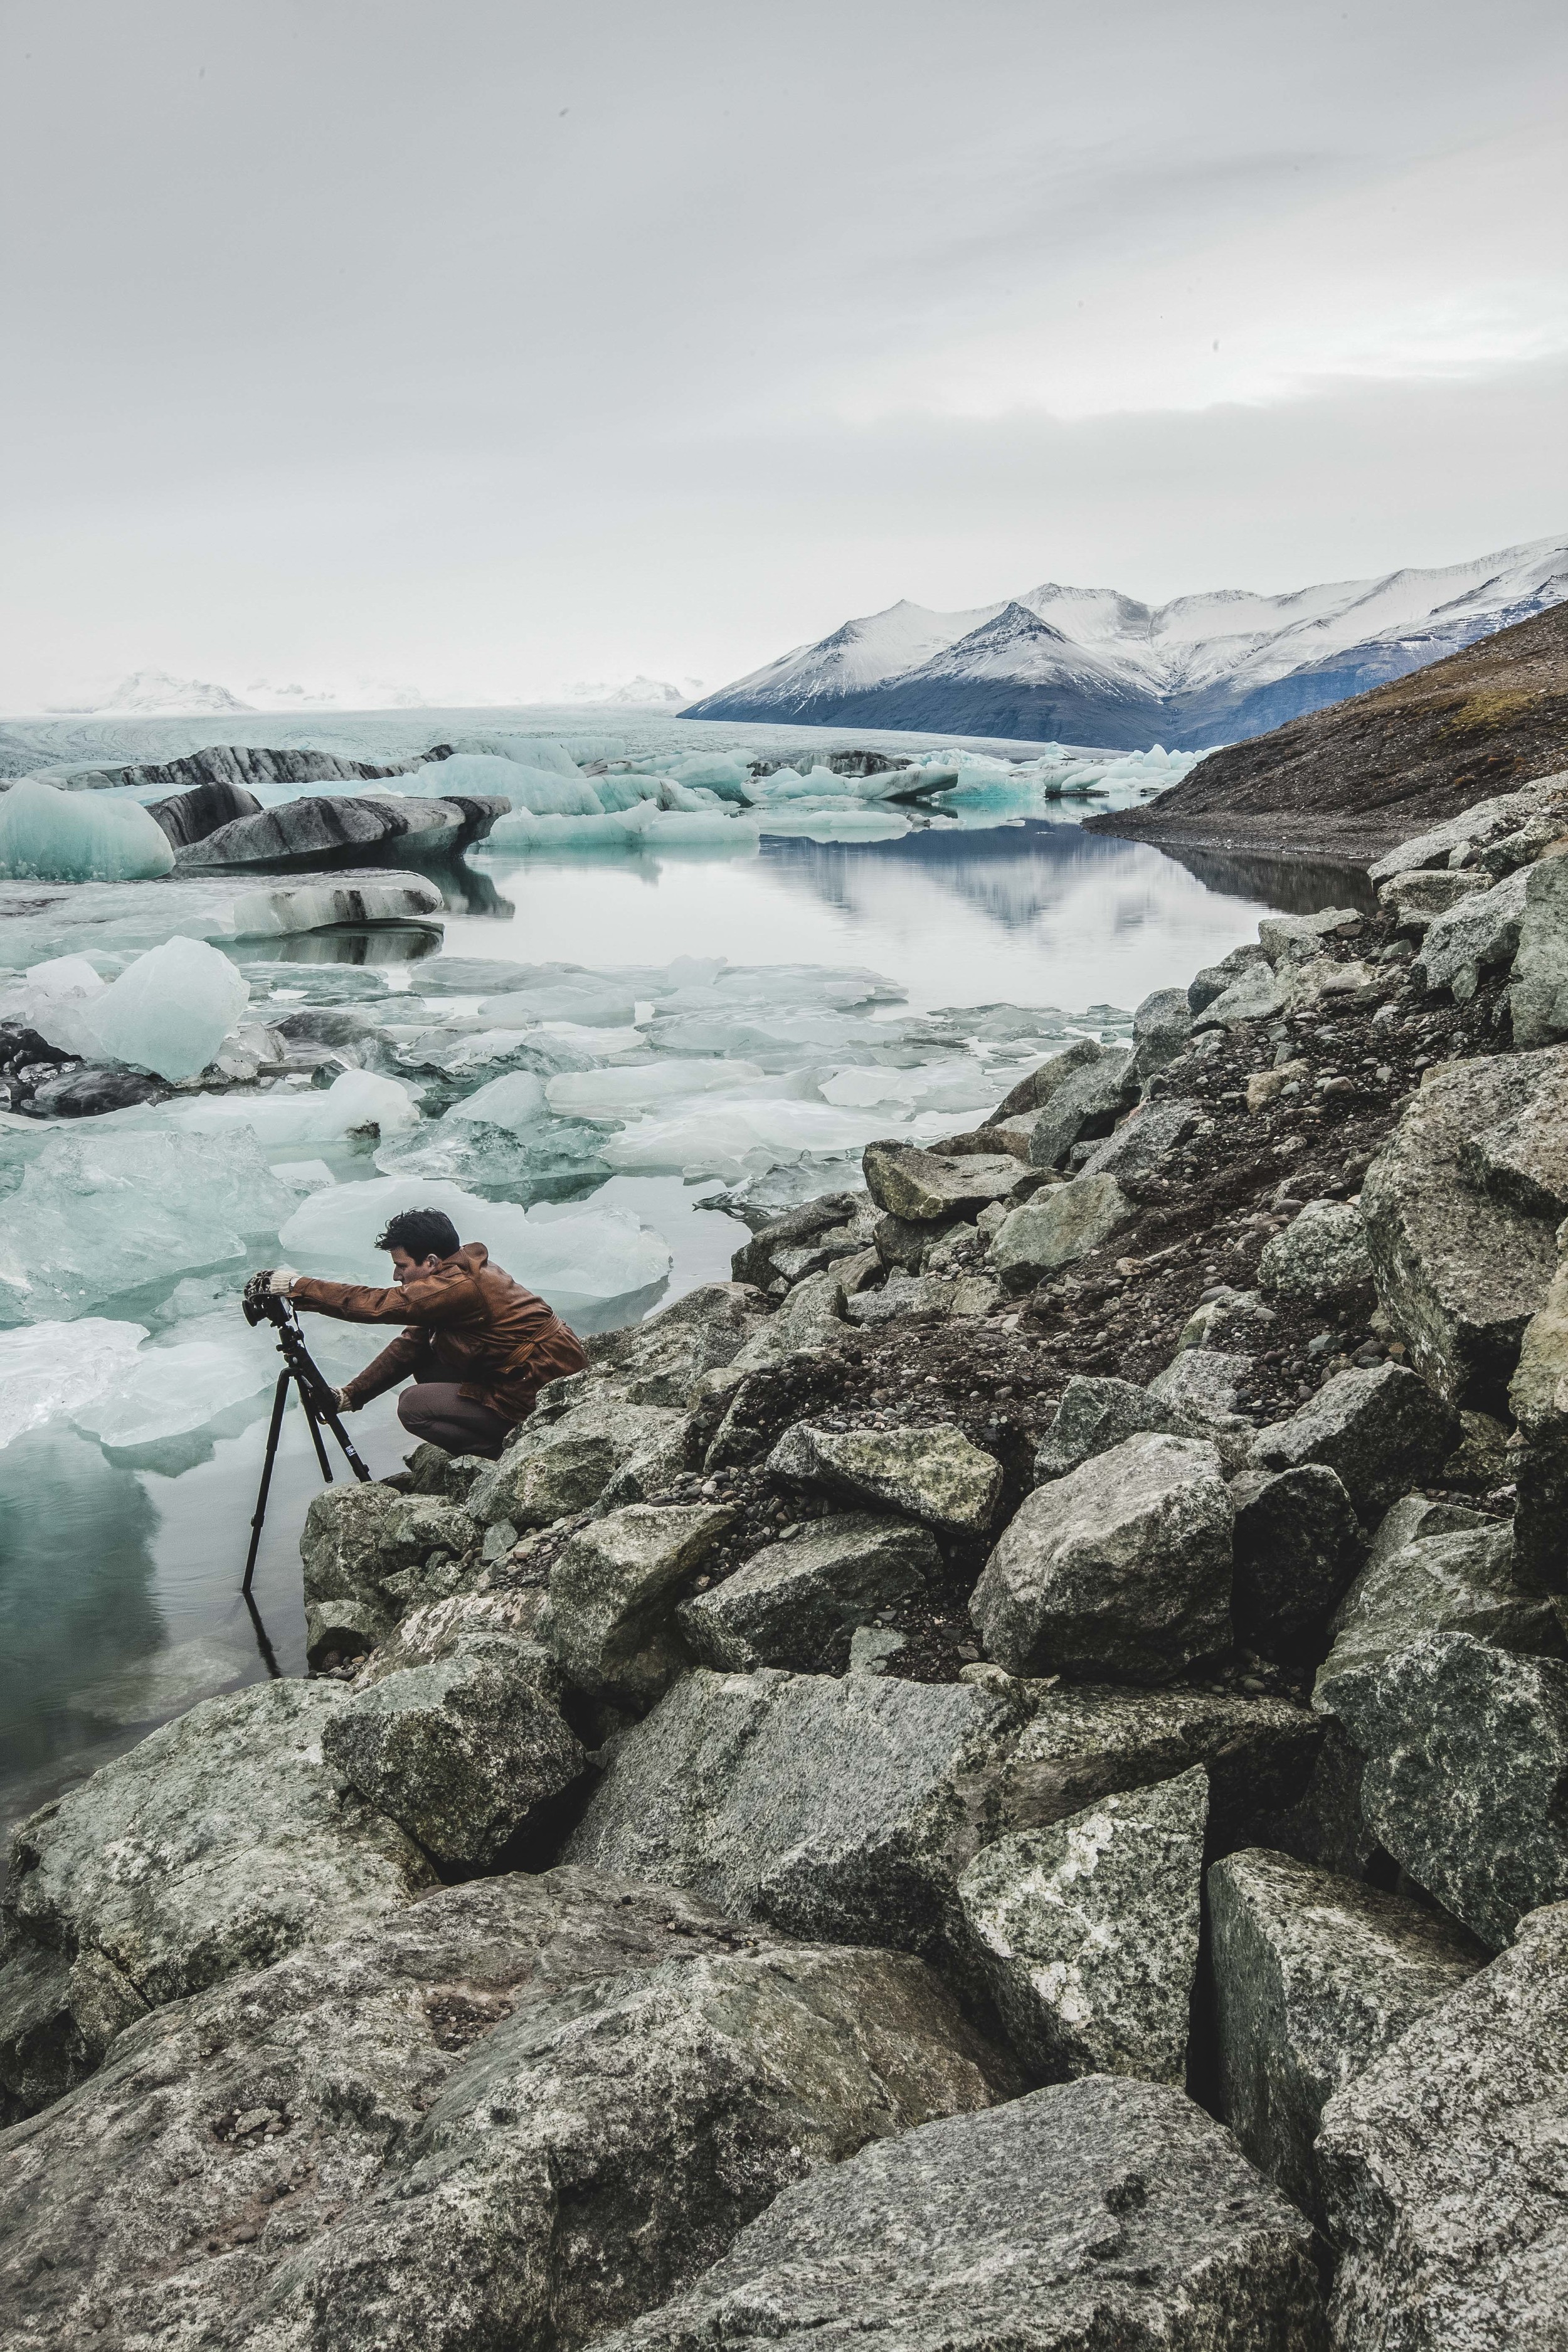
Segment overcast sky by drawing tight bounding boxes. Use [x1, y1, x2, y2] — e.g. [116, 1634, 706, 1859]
[2, 0, 1565, 709]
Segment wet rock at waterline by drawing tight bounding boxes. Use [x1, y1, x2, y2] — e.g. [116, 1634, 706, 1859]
[958, 1766, 1208, 2084]
[971, 1433, 1233, 1683]
[598, 2075, 1327, 2352]
[563, 1668, 1020, 1955]
[300, 1483, 482, 1660]
[0, 1869, 1014, 2352]
[0, 1680, 434, 2115]
[1208, 1845, 1485, 2223]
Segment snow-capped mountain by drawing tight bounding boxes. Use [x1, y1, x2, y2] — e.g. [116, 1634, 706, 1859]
[686, 533, 1568, 748]
[50, 669, 256, 718]
[557, 675, 708, 709]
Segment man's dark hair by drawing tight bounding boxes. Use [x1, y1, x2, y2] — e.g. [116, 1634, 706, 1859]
[376, 1207, 461, 1262]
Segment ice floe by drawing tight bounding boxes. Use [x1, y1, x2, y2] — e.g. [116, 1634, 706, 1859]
[0, 780, 176, 882]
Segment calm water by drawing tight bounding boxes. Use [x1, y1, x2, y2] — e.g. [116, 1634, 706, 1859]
[0, 739, 1360, 1851]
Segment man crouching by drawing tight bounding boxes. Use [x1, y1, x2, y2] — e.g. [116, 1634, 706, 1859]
[265, 1207, 588, 1459]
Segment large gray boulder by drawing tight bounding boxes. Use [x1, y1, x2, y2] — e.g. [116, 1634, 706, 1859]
[1411, 864, 1530, 993]
[544, 1501, 737, 1705]
[1128, 983, 1193, 1077]
[768, 1421, 1004, 1534]
[1332, 1630, 1568, 1948]
[1230, 1465, 1364, 1662]
[300, 1483, 482, 1656]
[679, 1513, 939, 1673]
[998, 1682, 1322, 1855]
[571, 1281, 766, 1409]
[959, 1767, 1207, 2083]
[320, 1633, 585, 1867]
[1192, 958, 1293, 1029]
[1209, 1846, 1484, 2223]
[1313, 1519, 1564, 1727]
[1505, 835, 1568, 1046]
[1317, 1897, 1568, 2352]
[987, 1172, 1134, 1289]
[982, 1034, 1103, 1124]
[596, 2075, 1327, 2352]
[0, 1868, 1014, 2352]
[467, 1395, 690, 1530]
[1463, 1049, 1568, 1219]
[1360, 1052, 1564, 1411]
[0, 1680, 433, 2116]
[1248, 1363, 1458, 1520]
[729, 1190, 866, 1288]
[563, 1668, 1020, 1956]
[1074, 1096, 1200, 1182]
[862, 1140, 1040, 1222]
[1376, 866, 1491, 930]
[1509, 1253, 1568, 1591]
[1023, 1045, 1137, 1167]
[1367, 774, 1568, 882]
[1258, 1199, 1373, 1303]
[1034, 1372, 1212, 1479]
[971, 1433, 1234, 1683]
[1147, 1343, 1253, 1426]
[725, 1268, 849, 1372]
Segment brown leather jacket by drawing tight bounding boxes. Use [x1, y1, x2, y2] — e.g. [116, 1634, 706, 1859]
[289, 1242, 588, 1424]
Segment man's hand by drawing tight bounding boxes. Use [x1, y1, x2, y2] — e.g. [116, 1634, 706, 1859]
[332, 1387, 356, 1413]
[268, 1266, 300, 1296]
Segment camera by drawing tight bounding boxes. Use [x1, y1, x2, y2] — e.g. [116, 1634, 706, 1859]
[243, 1269, 290, 1328]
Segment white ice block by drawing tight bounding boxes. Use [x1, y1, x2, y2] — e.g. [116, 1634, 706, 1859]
[0, 1318, 148, 1448]
[55, 936, 253, 1081]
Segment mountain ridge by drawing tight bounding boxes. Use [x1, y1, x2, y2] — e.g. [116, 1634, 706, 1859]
[684, 532, 1568, 749]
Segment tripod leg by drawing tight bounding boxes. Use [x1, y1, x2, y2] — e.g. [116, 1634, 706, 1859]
[299, 1385, 334, 1483]
[243, 1368, 293, 1594]
[316, 1398, 374, 1483]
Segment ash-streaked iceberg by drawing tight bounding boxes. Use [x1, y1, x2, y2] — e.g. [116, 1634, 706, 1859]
[0, 1129, 297, 1324]
[279, 1175, 672, 1308]
[0, 1318, 149, 1449]
[0, 780, 176, 882]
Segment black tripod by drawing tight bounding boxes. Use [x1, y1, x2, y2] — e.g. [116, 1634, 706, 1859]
[241, 1273, 372, 1594]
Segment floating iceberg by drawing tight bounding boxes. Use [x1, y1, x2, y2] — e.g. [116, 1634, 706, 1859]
[442, 1069, 553, 1132]
[544, 1059, 764, 1120]
[40, 936, 253, 1080]
[0, 1318, 148, 1449]
[0, 780, 176, 881]
[0, 1129, 298, 1324]
[73, 1311, 277, 1448]
[598, 1096, 951, 1181]
[279, 1175, 672, 1306]
[131, 1066, 421, 1147]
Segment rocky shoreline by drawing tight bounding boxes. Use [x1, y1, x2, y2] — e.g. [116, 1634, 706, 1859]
[4, 772, 1568, 2346]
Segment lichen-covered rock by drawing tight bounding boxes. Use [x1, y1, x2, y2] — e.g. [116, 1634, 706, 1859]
[1033, 1372, 1209, 1479]
[1367, 776, 1568, 884]
[1502, 834, 1568, 1046]
[1248, 1363, 1459, 1519]
[1128, 983, 1193, 1077]
[1229, 1465, 1364, 1663]
[595, 2075, 1327, 2352]
[1209, 1846, 1484, 2223]
[1360, 1053, 1562, 1411]
[998, 1682, 1322, 1855]
[679, 1513, 938, 1672]
[730, 1191, 864, 1288]
[862, 1141, 1039, 1222]
[563, 1668, 1020, 1955]
[1258, 1199, 1374, 1301]
[320, 1633, 584, 1866]
[1193, 958, 1293, 1028]
[1376, 867, 1491, 929]
[982, 1034, 1104, 1125]
[987, 1172, 1133, 1289]
[971, 1433, 1233, 1683]
[959, 1767, 1207, 2083]
[1313, 1520, 1564, 1727]
[0, 1868, 1015, 2352]
[726, 1268, 848, 1372]
[1022, 1046, 1137, 1167]
[1147, 1343, 1253, 1425]
[1461, 1051, 1568, 1218]
[768, 1421, 1003, 1534]
[1333, 1630, 1568, 1949]
[1317, 1897, 1568, 2352]
[545, 1502, 737, 1705]
[467, 1396, 690, 1529]
[0, 1681, 433, 2114]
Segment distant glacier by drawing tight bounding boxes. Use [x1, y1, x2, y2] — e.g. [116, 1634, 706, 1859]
[685, 531, 1568, 748]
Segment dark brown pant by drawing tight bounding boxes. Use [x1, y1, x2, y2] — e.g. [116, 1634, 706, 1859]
[397, 1381, 515, 1460]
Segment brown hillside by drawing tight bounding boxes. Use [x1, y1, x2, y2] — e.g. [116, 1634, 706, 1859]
[1086, 599, 1568, 864]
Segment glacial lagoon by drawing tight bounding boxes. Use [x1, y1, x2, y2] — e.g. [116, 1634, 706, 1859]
[0, 711, 1360, 1850]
